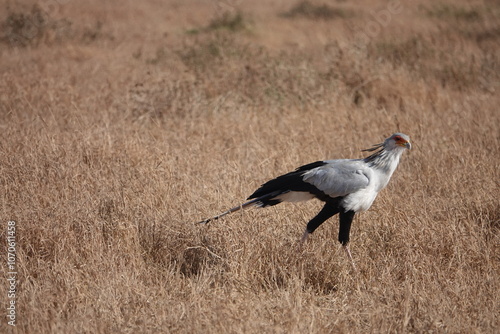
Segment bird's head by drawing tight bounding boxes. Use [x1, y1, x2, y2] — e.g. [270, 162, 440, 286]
[362, 133, 411, 167]
[385, 133, 411, 150]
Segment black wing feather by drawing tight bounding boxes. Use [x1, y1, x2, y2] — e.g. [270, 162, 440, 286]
[247, 161, 328, 206]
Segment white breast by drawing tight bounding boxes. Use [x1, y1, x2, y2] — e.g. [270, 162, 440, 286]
[341, 186, 378, 212]
[340, 165, 395, 212]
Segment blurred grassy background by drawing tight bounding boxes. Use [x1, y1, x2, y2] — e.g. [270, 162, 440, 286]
[0, 0, 498, 333]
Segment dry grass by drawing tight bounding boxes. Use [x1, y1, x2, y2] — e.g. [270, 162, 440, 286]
[0, 0, 499, 333]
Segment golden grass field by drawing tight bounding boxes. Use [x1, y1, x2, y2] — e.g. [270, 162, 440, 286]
[1, 0, 499, 332]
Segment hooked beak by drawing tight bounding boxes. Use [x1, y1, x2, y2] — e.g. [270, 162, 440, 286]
[398, 141, 411, 150]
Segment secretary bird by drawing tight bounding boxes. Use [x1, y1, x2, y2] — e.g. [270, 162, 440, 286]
[198, 133, 411, 269]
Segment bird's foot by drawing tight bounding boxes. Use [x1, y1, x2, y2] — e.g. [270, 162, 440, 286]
[296, 230, 310, 252]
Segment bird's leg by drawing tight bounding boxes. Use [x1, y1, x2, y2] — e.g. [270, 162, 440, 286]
[297, 203, 339, 251]
[342, 243, 357, 272]
[339, 210, 356, 271]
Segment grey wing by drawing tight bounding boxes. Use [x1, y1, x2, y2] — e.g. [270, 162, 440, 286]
[302, 160, 371, 198]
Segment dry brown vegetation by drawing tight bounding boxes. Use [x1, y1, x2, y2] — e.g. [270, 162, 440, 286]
[0, 0, 499, 333]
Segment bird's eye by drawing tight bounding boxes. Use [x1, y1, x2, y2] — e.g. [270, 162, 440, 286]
[394, 135, 401, 141]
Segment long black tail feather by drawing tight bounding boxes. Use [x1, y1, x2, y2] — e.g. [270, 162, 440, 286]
[197, 160, 328, 225]
[196, 191, 284, 225]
